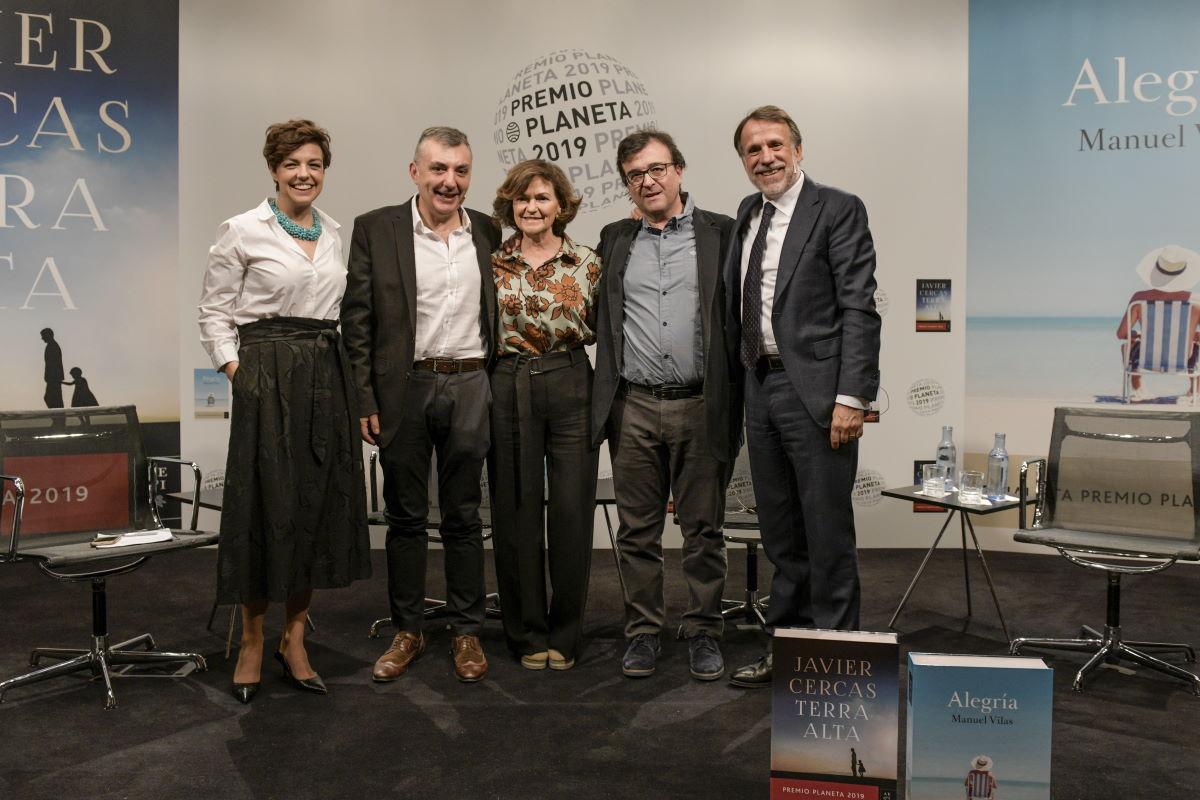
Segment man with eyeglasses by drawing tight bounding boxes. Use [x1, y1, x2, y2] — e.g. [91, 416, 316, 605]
[591, 130, 738, 681]
[724, 106, 881, 688]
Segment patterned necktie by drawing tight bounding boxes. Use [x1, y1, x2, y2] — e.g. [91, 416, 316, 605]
[741, 201, 776, 370]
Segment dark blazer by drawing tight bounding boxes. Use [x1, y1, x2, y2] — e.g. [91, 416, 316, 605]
[590, 205, 739, 462]
[724, 176, 881, 428]
[341, 199, 500, 449]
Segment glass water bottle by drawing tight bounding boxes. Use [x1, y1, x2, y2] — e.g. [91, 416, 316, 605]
[935, 426, 957, 490]
[985, 433, 1009, 500]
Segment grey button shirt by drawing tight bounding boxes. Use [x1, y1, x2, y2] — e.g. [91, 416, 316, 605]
[620, 193, 704, 386]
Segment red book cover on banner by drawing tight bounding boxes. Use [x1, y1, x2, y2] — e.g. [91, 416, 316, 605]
[771, 628, 899, 800]
[0, 453, 130, 535]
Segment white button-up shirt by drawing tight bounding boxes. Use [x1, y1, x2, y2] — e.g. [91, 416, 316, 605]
[410, 196, 486, 360]
[198, 199, 345, 370]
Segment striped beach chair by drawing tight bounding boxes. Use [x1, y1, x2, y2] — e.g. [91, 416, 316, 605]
[1122, 298, 1198, 404]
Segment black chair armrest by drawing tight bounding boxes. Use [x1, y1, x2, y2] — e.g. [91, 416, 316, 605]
[0, 473, 25, 561]
[148, 457, 202, 531]
[1019, 458, 1047, 530]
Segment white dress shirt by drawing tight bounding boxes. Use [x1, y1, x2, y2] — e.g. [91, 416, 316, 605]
[740, 173, 864, 410]
[410, 196, 486, 360]
[198, 199, 345, 370]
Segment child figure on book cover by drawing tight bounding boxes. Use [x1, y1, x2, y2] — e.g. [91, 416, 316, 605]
[772, 630, 899, 800]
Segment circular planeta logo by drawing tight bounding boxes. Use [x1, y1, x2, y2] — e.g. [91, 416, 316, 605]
[906, 379, 945, 416]
[494, 50, 659, 215]
[852, 469, 885, 507]
[201, 469, 225, 491]
[874, 288, 889, 317]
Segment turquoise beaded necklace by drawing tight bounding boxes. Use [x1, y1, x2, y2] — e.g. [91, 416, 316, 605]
[269, 198, 322, 241]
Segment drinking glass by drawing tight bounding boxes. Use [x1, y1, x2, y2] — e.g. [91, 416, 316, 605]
[958, 470, 985, 504]
[922, 464, 948, 497]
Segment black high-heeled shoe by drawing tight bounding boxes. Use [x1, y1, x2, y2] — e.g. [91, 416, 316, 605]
[231, 681, 260, 704]
[274, 649, 327, 694]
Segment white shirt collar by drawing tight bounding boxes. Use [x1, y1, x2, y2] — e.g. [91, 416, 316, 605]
[760, 171, 805, 217]
[411, 195, 471, 235]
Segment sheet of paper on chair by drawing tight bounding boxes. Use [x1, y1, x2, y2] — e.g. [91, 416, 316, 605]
[91, 528, 174, 548]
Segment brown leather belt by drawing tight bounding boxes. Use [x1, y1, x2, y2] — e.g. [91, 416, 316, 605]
[622, 381, 703, 400]
[412, 357, 486, 373]
[757, 355, 786, 372]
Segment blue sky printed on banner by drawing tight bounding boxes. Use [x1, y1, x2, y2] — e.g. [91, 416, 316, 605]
[1, 1, 179, 419]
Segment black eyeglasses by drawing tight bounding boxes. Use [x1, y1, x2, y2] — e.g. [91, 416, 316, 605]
[624, 162, 675, 187]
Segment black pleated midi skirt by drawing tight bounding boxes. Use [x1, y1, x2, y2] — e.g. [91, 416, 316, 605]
[216, 316, 371, 604]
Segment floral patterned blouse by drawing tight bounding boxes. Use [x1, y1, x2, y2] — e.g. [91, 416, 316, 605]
[492, 233, 602, 355]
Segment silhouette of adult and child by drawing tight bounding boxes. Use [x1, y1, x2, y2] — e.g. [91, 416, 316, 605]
[40, 328, 98, 409]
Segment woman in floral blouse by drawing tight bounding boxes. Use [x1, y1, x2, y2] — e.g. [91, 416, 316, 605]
[489, 159, 602, 670]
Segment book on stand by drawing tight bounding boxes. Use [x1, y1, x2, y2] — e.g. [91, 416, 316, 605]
[771, 628, 899, 800]
[907, 653, 1052, 800]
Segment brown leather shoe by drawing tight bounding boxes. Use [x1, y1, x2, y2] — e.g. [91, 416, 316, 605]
[372, 631, 425, 682]
[451, 634, 488, 682]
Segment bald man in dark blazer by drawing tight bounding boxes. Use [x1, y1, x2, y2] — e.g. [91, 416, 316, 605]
[723, 106, 880, 687]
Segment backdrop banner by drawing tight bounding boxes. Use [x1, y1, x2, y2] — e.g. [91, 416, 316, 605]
[968, 0, 1200, 453]
[1, 0, 180, 504]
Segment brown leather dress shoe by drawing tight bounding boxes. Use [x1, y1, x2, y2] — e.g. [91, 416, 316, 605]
[372, 631, 425, 682]
[451, 634, 488, 682]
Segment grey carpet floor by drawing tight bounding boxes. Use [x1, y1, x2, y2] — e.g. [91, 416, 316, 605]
[0, 546, 1196, 799]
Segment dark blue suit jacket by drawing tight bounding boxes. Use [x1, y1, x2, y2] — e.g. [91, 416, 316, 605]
[723, 176, 881, 428]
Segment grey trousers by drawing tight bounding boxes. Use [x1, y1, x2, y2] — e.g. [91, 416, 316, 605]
[608, 388, 728, 639]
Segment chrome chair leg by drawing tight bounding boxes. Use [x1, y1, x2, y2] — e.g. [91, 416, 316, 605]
[1074, 640, 1116, 691]
[1121, 645, 1200, 695]
[110, 648, 206, 670]
[96, 649, 117, 710]
[485, 592, 503, 620]
[3, 632, 207, 708]
[30, 647, 87, 666]
[368, 617, 392, 639]
[112, 633, 155, 651]
[1014, 629, 1199, 693]
[1123, 640, 1196, 661]
[1011, 635, 1103, 654]
[0, 652, 92, 703]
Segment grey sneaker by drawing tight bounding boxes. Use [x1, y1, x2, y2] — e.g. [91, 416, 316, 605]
[621, 633, 661, 677]
[688, 633, 724, 680]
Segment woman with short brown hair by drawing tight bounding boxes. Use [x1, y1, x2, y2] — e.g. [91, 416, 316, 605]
[199, 119, 370, 703]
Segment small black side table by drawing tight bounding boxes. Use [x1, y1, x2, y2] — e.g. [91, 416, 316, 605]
[881, 485, 1034, 642]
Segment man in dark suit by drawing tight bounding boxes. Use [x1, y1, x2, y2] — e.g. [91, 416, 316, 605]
[591, 130, 738, 680]
[723, 106, 881, 687]
[341, 126, 500, 683]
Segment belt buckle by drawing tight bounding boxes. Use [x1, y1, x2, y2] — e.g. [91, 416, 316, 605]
[651, 385, 668, 400]
[528, 355, 545, 375]
[434, 359, 456, 374]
